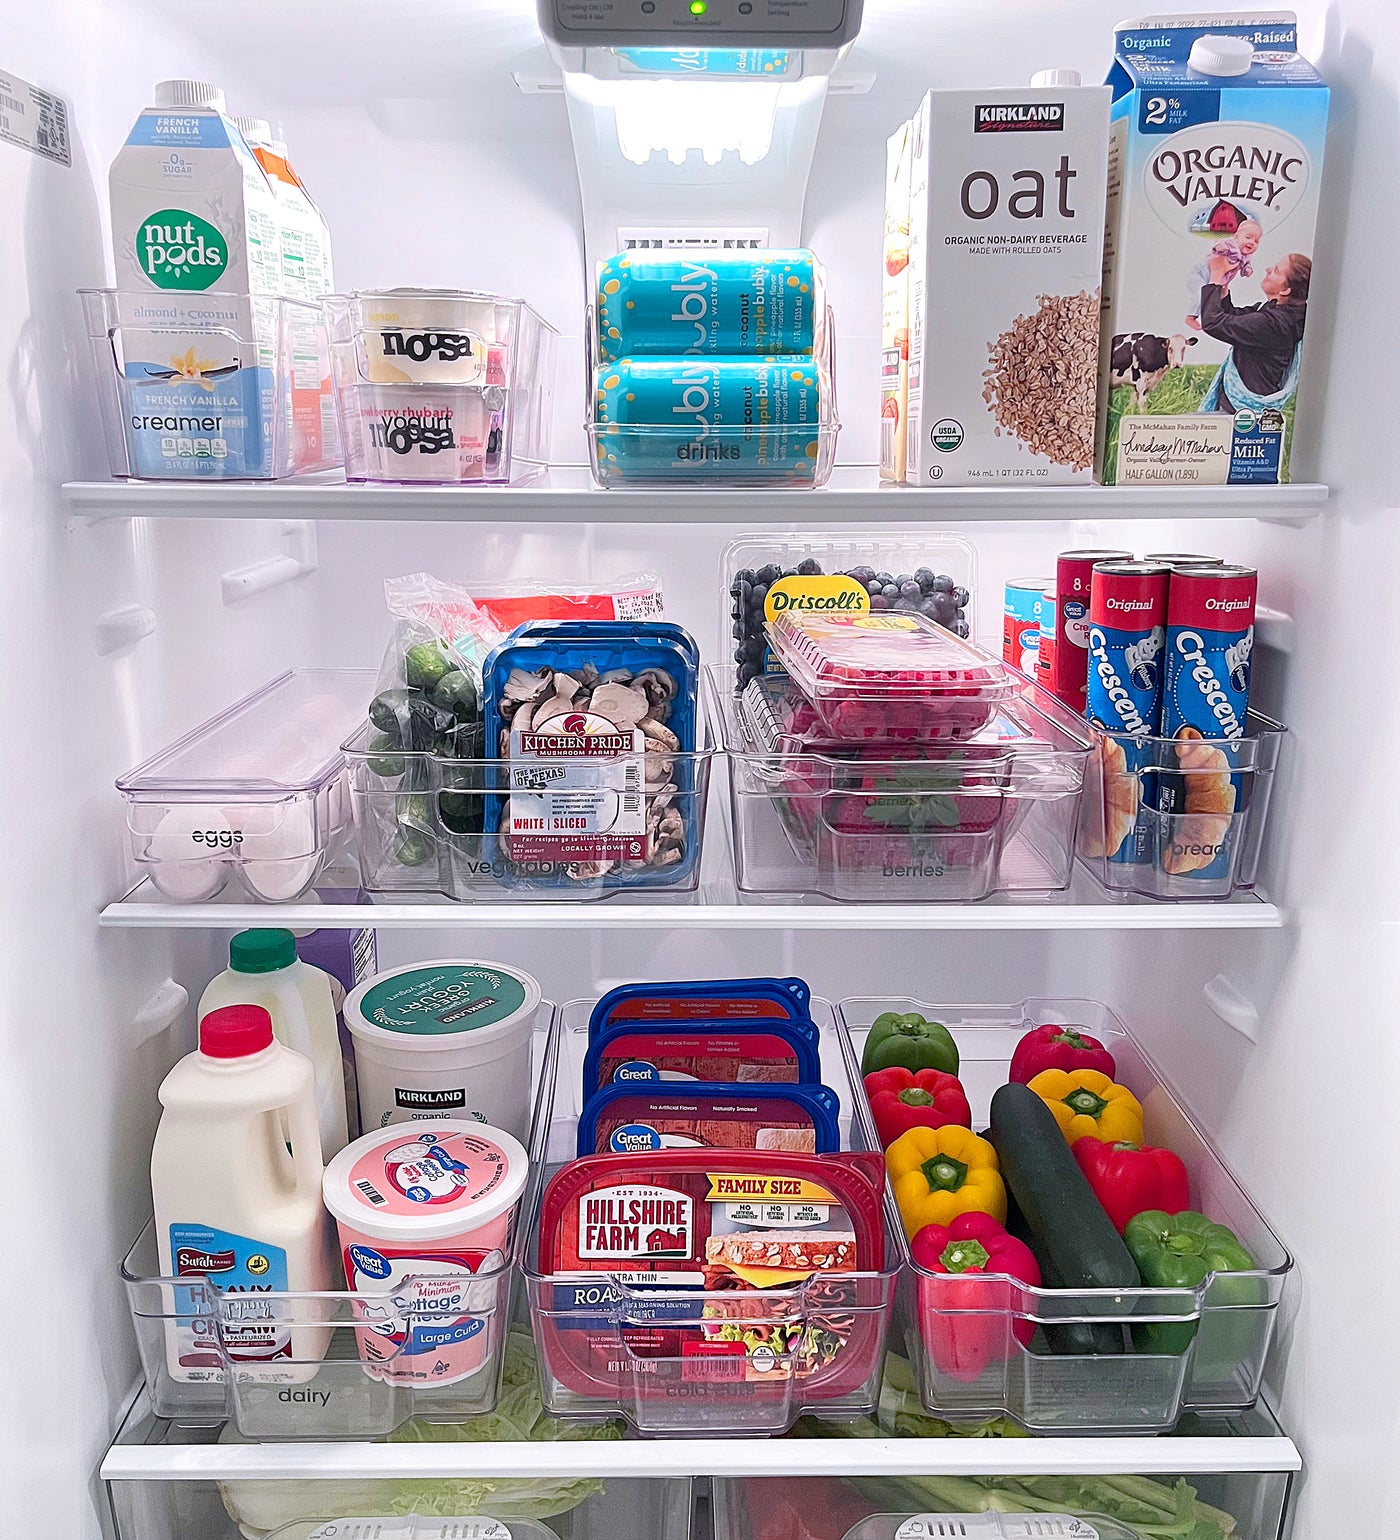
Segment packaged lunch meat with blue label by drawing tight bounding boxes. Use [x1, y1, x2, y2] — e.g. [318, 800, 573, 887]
[588, 975, 813, 1036]
[583, 1019, 822, 1095]
[577, 1081, 841, 1156]
[481, 621, 702, 889]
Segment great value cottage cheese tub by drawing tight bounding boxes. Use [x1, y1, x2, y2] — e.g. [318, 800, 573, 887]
[344, 960, 541, 1138]
[322, 1121, 529, 1386]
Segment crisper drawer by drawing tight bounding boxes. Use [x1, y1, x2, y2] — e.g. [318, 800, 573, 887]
[714, 1462, 1293, 1540]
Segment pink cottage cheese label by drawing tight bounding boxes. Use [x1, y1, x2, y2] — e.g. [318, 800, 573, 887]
[331, 1127, 523, 1386]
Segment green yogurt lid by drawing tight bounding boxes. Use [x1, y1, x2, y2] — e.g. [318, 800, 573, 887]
[349, 961, 539, 1041]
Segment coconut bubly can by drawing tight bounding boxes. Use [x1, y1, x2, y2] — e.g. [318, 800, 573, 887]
[594, 356, 825, 481]
[595, 249, 821, 362]
[1003, 577, 1049, 673]
[1051, 549, 1132, 714]
[1160, 564, 1258, 747]
[1086, 561, 1170, 864]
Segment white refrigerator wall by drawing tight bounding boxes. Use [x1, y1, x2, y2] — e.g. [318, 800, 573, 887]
[1, 2, 1397, 1539]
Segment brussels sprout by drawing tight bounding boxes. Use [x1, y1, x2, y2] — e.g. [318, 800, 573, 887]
[368, 687, 416, 734]
[438, 789, 483, 836]
[404, 640, 454, 692]
[432, 668, 479, 719]
[392, 828, 434, 867]
[366, 732, 406, 778]
[407, 695, 456, 752]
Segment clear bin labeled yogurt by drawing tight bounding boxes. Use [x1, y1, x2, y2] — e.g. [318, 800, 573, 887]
[344, 960, 540, 1138]
[321, 1121, 529, 1386]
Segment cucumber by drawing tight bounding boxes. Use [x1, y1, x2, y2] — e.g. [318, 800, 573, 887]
[989, 1082, 1139, 1356]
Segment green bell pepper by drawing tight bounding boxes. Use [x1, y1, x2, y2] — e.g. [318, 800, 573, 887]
[861, 1011, 960, 1077]
[1125, 1209, 1260, 1358]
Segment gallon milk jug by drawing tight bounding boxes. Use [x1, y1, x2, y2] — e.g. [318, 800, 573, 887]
[108, 80, 284, 478]
[200, 929, 350, 1159]
[152, 1004, 335, 1383]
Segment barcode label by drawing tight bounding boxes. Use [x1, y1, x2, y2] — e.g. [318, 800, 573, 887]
[0, 70, 71, 167]
[617, 225, 769, 251]
[356, 1179, 388, 1206]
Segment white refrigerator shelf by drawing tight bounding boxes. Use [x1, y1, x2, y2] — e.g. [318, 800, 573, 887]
[62, 466, 1329, 524]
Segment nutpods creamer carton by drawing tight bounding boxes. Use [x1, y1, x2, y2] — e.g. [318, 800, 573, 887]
[1097, 14, 1328, 485]
[109, 80, 285, 477]
[903, 76, 1110, 486]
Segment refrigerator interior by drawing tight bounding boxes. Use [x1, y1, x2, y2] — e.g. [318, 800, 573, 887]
[2, 1, 1398, 1538]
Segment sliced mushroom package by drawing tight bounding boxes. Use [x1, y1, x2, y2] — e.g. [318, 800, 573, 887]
[482, 620, 703, 888]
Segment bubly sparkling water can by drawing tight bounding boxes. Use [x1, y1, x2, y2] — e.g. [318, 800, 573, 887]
[595, 250, 820, 362]
[1160, 564, 1258, 744]
[1086, 561, 1171, 863]
[1052, 548, 1132, 713]
[593, 356, 825, 481]
[1003, 577, 1049, 672]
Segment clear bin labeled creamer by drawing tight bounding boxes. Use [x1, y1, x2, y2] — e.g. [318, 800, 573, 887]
[324, 288, 558, 484]
[115, 669, 371, 902]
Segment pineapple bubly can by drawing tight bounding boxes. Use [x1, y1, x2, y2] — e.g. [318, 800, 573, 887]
[1051, 549, 1132, 713]
[593, 356, 825, 482]
[595, 250, 822, 362]
[1086, 560, 1170, 864]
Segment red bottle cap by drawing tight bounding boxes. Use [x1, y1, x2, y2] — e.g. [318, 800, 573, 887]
[200, 1004, 275, 1059]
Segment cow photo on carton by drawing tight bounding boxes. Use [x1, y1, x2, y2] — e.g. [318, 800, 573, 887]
[1098, 13, 1328, 487]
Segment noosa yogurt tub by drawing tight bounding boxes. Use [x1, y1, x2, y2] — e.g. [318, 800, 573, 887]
[322, 1122, 529, 1386]
[344, 960, 541, 1139]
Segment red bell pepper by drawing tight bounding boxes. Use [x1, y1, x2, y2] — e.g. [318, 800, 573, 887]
[1008, 1022, 1117, 1085]
[1073, 1136, 1191, 1233]
[863, 1066, 972, 1148]
[910, 1212, 1041, 1382]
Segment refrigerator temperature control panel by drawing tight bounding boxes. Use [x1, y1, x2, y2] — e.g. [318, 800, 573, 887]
[540, 0, 862, 48]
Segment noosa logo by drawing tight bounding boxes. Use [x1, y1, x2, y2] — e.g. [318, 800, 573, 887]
[137, 210, 227, 290]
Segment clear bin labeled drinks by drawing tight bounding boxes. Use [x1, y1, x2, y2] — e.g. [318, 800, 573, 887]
[765, 612, 1017, 744]
[837, 997, 1293, 1434]
[324, 288, 558, 484]
[115, 669, 372, 903]
[713, 666, 1092, 902]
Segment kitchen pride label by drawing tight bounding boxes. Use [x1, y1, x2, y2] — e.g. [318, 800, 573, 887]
[507, 711, 648, 862]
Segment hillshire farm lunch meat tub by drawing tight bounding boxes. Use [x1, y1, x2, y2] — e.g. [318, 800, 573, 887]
[522, 1001, 900, 1436]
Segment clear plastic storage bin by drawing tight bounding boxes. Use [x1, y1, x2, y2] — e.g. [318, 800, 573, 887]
[1078, 714, 1287, 901]
[520, 1001, 900, 1435]
[120, 1219, 515, 1437]
[712, 667, 1092, 902]
[324, 288, 558, 484]
[722, 532, 978, 693]
[116, 669, 373, 903]
[342, 717, 715, 902]
[714, 1463, 1294, 1540]
[80, 287, 339, 480]
[836, 998, 1293, 1435]
[585, 309, 840, 488]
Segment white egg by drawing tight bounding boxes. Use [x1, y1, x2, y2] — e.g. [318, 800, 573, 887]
[237, 800, 321, 902]
[145, 804, 231, 902]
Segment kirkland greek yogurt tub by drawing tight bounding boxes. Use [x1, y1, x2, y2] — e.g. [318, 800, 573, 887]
[344, 960, 540, 1138]
[322, 1121, 530, 1386]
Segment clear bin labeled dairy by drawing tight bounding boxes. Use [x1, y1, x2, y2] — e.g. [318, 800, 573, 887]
[115, 668, 370, 902]
[325, 288, 558, 484]
[766, 612, 1016, 743]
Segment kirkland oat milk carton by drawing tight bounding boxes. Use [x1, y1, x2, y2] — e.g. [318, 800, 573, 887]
[904, 75, 1110, 486]
[1098, 14, 1328, 485]
[109, 80, 284, 477]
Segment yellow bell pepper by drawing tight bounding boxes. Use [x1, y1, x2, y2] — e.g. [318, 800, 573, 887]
[885, 1124, 1007, 1240]
[1027, 1068, 1144, 1147]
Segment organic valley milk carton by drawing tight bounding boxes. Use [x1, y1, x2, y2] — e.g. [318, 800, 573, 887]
[880, 117, 913, 482]
[904, 75, 1110, 486]
[109, 80, 284, 477]
[1098, 14, 1328, 485]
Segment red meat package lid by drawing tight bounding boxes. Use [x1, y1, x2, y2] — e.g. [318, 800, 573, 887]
[768, 612, 1011, 699]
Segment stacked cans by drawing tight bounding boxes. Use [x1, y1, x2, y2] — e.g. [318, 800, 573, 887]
[1083, 555, 1258, 875]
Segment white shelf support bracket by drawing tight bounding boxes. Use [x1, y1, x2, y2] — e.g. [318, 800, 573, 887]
[96, 603, 156, 655]
[1203, 973, 1261, 1042]
[129, 977, 189, 1047]
[221, 520, 318, 604]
